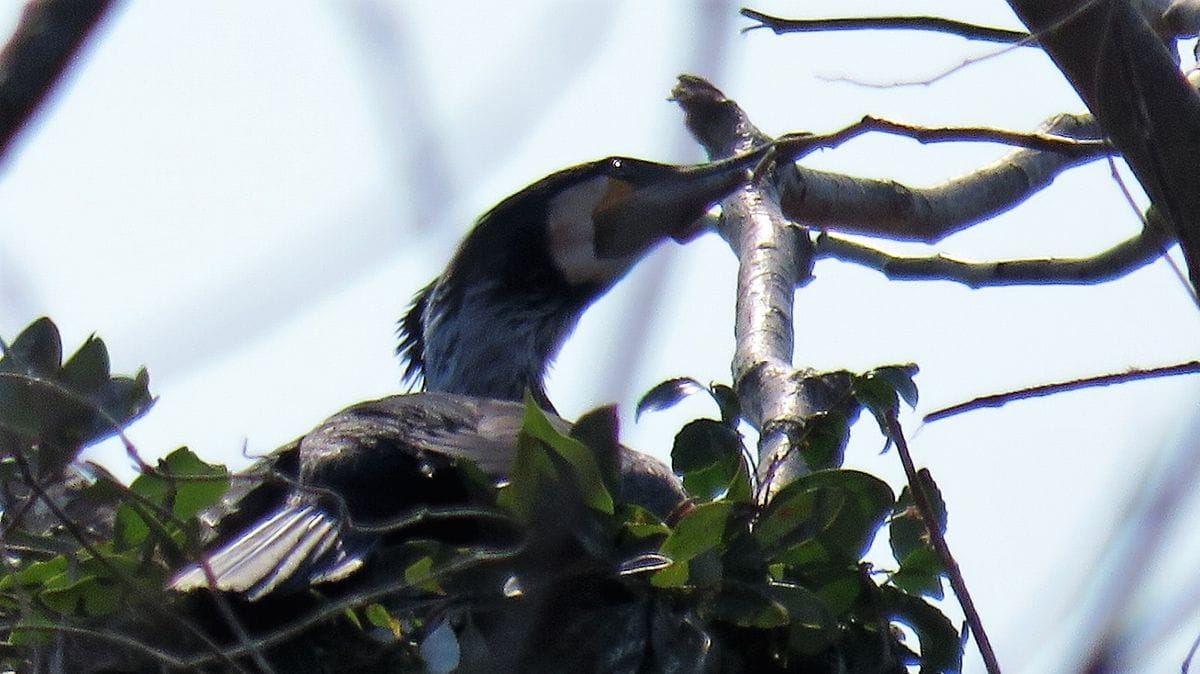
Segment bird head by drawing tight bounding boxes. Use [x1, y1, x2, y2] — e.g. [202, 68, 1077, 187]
[398, 149, 769, 409]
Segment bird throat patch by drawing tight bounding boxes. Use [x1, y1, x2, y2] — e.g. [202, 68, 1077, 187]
[547, 176, 650, 286]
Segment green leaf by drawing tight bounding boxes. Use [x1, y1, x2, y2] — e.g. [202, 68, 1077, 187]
[404, 556, 444, 594]
[769, 470, 895, 567]
[636, 377, 705, 420]
[880, 585, 963, 673]
[0, 556, 69, 590]
[710, 384, 742, 426]
[796, 410, 851, 471]
[39, 575, 122, 617]
[753, 482, 842, 558]
[890, 470, 948, 598]
[519, 397, 613, 515]
[853, 374, 899, 424]
[890, 547, 945, 599]
[671, 419, 746, 502]
[653, 500, 740, 586]
[715, 579, 790, 628]
[0, 319, 154, 473]
[873, 364, 920, 408]
[158, 447, 229, 521]
[4, 318, 62, 376]
[113, 447, 228, 550]
[59, 336, 111, 393]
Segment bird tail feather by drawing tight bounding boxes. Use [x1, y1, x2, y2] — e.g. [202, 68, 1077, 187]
[169, 505, 363, 601]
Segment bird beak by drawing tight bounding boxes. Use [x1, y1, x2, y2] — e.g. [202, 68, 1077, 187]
[592, 147, 771, 259]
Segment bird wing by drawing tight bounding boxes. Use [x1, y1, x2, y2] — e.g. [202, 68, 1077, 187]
[169, 504, 362, 601]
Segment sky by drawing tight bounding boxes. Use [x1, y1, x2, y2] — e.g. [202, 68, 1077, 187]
[2, 1, 1199, 672]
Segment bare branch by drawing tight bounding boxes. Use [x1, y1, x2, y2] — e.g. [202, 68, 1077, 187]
[671, 75, 825, 500]
[775, 113, 1105, 243]
[924, 361, 1200, 423]
[1009, 0, 1200, 294]
[0, 0, 114, 164]
[740, 8, 1034, 45]
[813, 221, 1167, 287]
[884, 413, 1001, 674]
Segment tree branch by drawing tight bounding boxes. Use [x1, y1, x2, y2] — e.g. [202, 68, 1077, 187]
[813, 217, 1167, 287]
[884, 413, 1001, 674]
[1008, 0, 1200, 294]
[671, 75, 830, 500]
[0, 0, 114, 163]
[740, 8, 1033, 46]
[775, 112, 1105, 243]
[923, 361, 1200, 423]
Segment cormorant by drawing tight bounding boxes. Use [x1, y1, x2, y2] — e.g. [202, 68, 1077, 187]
[170, 149, 767, 600]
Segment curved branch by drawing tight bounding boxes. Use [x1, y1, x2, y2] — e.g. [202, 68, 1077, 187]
[777, 113, 1105, 243]
[740, 8, 1033, 45]
[814, 219, 1167, 287]
[0, 0, 114, 163]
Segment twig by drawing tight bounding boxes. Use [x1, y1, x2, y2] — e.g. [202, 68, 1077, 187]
[7, 448, 248, 672]
[0, 622, 194, 670]
[740, 8, 1033, 45]
[813, 225, 1166, 287]
[0, 0, 114, 163]
[884, 412, 1001, 674]
[178, 544, 519, 669]
[924, 361, 1200, 423]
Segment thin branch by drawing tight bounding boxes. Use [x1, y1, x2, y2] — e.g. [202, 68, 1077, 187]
[884, 412, 1000, 674]
[740, 8, 1034, 45]
[7, 449, 247, 672]
[923, 361, 1200, 423]
[0, 0, 114, 163]
[813, 224, 1167, 287]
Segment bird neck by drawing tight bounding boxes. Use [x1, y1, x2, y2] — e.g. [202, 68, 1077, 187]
[416, 281, 588, 411]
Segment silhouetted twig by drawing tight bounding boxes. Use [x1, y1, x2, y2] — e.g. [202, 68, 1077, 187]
[741, 9, 1033, 45]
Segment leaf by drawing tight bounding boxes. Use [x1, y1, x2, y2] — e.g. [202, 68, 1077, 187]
[59, 336, 110, 393]
[880, 586, 963, 673]
[519, 397, 614, 515]
[4, 318, 62, 376]
[710, 384, 742, 426]
[873, 364, 920, 408]
[769, 470, 895, 567]
[796, 410, 851, 471]
[752, 482, 843, 558]
[158, 447, 229, 521]
[114, 447, 228, 551]
[39, 575, 122, 617]
[671, 419, 746, 502]
[636, 377, 706, 419]
[653, 500, 739, 587]
[890, 547, 945, 599]
[365, 603, 403, 640]
[0, 556, 69, 590]
[0, 319, 154, 474]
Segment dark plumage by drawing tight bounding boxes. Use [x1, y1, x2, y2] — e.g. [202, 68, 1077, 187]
[172, 149, 766, 600]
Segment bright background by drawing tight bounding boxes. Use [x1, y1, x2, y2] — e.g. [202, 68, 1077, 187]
[2, 2, 1199, 671]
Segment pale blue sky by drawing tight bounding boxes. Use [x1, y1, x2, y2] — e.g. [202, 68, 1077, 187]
[2, 2, 1198, 671]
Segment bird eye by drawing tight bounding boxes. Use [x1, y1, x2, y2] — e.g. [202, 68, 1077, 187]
[608, 158, 623, 172]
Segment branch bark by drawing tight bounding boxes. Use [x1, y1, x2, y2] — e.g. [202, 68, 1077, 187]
[0, 0, 114, 164]
[776, 113, 1104, 243]
[1007, 0, 1200, 294]
[672, 75, 857, 500]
